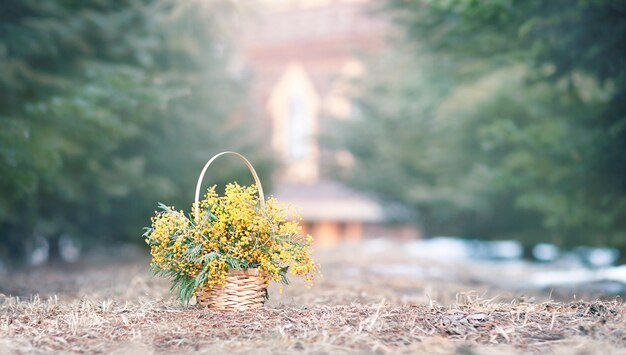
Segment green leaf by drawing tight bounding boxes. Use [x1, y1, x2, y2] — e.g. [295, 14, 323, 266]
[197, 251, 219, 264]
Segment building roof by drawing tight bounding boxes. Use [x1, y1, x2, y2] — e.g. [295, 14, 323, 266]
[271, 180, 385, 222]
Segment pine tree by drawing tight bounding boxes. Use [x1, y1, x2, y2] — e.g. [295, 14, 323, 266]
[332, 0, 626, 253]
[0, 0, 270, 266]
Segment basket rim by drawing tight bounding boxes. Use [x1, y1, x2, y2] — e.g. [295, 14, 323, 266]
[227, 268, 262, 276]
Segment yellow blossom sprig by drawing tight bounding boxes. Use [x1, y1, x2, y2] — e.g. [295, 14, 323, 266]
[143, 183, 318, 304]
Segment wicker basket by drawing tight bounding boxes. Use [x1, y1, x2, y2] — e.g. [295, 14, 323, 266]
[196, 269, 268, 311]
[192, 151, 268, 311]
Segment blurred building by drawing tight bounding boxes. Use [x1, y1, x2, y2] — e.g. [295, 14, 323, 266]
[238, 0, 420, 244]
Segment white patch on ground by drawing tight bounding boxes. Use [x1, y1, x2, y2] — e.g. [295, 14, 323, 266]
[361, 238, 626, 293]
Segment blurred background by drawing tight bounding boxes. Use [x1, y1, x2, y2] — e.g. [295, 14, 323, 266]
[1, 0, 625, 298]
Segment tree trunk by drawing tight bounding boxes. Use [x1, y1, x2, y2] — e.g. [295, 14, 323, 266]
[0, 222, 31, 269]
[47, 234, 63, 266]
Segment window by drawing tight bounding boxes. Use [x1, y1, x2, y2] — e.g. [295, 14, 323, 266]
[286, 93, 310, 160]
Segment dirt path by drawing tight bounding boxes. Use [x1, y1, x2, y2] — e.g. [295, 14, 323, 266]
[1, 243, 625, 354]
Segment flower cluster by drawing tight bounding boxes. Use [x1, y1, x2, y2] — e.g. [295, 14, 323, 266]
[143, 183, 318, 303]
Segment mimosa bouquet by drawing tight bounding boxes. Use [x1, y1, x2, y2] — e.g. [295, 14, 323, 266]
[142, 152, 317, 311]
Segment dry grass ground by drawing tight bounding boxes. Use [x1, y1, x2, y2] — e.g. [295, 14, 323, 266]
[1, 242, 625, 354]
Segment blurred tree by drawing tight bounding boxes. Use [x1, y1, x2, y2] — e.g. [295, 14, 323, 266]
[0, 0, 270, 266]
[333, 0, 626, 252]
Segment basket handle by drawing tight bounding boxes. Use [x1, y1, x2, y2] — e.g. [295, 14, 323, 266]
[194, 151, 266, 220]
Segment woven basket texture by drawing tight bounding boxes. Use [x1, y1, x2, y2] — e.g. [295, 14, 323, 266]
[196, 268, 268, 311]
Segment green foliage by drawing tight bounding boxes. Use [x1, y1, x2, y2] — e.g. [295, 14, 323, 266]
[0, 0, 272, 266]
[333, 0, 626, 251]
